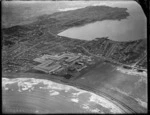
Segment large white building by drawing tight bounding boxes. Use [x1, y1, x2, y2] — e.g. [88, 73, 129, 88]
[34, 63, 61, 73]
[33, 52, 81, 73]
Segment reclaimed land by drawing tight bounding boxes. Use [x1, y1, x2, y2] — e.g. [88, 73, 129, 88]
[2, 6, 147, 113]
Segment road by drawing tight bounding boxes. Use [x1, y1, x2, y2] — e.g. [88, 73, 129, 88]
[12, 31, 60, 59]
[13, 42, 42, 59]
[131, 54, 147, 67]
[79, 46, 124, 65]
[5, 30, 146, 73]
[79, 46, 146, 71]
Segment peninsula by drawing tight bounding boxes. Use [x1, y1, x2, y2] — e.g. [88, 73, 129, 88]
[2, 5, 147, 113]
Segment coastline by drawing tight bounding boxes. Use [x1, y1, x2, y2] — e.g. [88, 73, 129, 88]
[2, 2, 147, 114]
[2, 72, 138, 113]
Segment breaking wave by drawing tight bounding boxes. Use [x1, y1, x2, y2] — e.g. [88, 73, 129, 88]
[2, 77, 123, 113]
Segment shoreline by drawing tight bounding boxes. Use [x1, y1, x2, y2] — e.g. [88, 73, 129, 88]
[2, 73, 137, 113]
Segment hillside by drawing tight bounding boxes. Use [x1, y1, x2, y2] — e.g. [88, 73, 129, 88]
[2, 5, 146, 72]
[2, 5, 129, 45]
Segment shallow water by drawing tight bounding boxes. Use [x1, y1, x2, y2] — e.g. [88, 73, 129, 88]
[2, 77, 123, 113]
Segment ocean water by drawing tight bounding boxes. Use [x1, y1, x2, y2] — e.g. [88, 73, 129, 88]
[2, 77, 123, 113]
